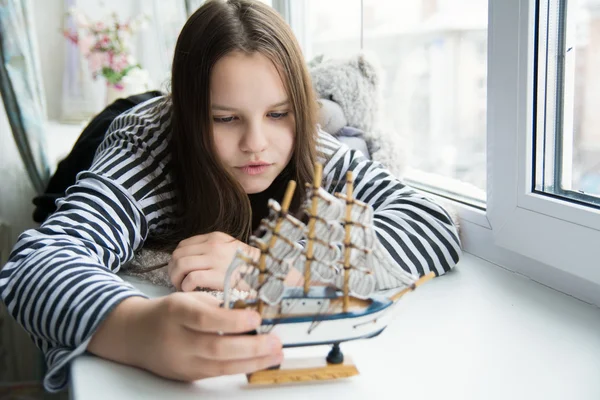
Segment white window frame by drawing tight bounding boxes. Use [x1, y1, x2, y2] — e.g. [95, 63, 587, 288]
[455, 0, 600, 305]
[279, 0, 600, 305]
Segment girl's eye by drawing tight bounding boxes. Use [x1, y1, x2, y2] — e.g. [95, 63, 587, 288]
[268, 112, 289, 120]
[213, 116, 237, 123]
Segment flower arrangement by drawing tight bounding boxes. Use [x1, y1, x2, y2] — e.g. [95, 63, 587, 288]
[62, 8, 149, 89]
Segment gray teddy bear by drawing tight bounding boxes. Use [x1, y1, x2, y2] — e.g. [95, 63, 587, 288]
[309, 53, 459, 230]
[309, 53, 406, 178]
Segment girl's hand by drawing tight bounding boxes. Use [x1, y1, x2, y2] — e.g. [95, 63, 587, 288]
[169, 231, 260, 292]
[88, 292, 283, 381]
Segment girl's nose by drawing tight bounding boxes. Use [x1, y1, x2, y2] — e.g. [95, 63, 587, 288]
[240, 122, 268, 153]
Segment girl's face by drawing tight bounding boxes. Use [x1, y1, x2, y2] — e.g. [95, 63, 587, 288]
[210, 51, 295, 194]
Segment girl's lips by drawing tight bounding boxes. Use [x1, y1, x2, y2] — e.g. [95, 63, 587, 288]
[237, 164, 271, 175]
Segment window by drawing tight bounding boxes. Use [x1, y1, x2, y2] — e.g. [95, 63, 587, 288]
[278, 0, 600, 303]
[535, 0, 600, 208]
[303, 0, 488, 208]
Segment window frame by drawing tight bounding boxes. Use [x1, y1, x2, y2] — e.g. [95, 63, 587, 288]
[453, 0, 600, 302]
[485, 0, 600, 281]
[279, 0, 600, 303]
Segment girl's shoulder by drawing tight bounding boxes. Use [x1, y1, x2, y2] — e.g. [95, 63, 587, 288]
[111, 95, 171, 127]
[316, 127, 344, 164]
[94, 95, 172, 165]
[104, 95, 172, 145]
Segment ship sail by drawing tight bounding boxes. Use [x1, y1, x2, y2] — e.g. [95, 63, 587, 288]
[335, 267, 376, 299]
[251, 231, 303, 267]
[348, 198, 373, 225]
[258, 199, 306, 243]
[312, 218, 345, 243]
[333, 187, 420, 298]
[223, 249, 288, 306]
[222, 194, 306, 308]
[285, 186, 347, 283]
[291, 250, 339, 282]
[305, 187, 346, 221]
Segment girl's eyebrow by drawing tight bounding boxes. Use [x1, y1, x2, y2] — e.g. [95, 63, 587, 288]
[211, 99, 290, 111]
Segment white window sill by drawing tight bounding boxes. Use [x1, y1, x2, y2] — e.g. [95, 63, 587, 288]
[71, 253, 600, 400]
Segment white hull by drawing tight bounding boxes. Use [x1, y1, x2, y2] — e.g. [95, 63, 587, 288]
[258, 299, 399, 347]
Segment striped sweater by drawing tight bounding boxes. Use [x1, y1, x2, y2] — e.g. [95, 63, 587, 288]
[0, 96, 461, 392]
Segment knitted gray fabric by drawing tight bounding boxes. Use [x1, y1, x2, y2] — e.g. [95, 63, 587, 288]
[121, 248, 252, 301]
[122, 248, 173, 288]
[309, 54, 460, 231]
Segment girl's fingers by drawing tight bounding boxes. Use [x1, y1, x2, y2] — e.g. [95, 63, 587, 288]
[181, 269, 224, 292]
[178, 231, 233, 248]
[233, 275, 252, 291]
[169, 255, 211, 290]
[171, 243, 208, 261]
[284, 267, 304, 287]
[177, 234, 211, 248]
[190, 333, 282, 361]
[186, 290, 222, 307]
[176, 292, 261, 334]
[181, 268, 253, 292]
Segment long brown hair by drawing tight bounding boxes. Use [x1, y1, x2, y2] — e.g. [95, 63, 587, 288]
[166, 0, 318, 245]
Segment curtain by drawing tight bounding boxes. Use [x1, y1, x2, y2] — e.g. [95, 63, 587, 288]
[137, 0, 188, 92]
[0, 0, 48, 384]
[59, 0, 105, 123]
[0, 0, 49, 195]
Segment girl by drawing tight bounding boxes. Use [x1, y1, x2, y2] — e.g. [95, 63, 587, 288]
[0, 0, 461, 393]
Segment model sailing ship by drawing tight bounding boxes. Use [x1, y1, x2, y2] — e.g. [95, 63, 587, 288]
[223, 163, 435, 383]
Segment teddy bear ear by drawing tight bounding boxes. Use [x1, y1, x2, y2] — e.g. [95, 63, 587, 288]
[357, 53, 379, 86]
[308, 54, 325, 68]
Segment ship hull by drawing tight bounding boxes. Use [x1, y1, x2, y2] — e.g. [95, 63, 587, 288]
[257, 294, 397, 347]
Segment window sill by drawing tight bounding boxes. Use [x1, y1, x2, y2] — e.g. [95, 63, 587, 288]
[420, 186, 600, 307]
[71, 253, 600, 399]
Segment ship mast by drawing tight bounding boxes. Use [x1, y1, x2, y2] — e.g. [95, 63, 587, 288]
[256, 179, 297, 314]
[303, 163, 323, 295]
[342, 171, 354, 312]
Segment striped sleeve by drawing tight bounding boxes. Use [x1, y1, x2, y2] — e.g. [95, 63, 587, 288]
[0, 97, 175, 392]
[317, 130, 462, 281]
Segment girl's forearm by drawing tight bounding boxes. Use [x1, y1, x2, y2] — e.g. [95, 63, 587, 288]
[87, 296, 152, 369]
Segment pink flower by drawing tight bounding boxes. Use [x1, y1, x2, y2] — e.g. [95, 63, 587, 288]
[78, 34, 93, 56]
[63, 7, 147, 84]
[87, 52, 106, 76]
[110, 53, 129, 73]
[99, 35, 111, 49]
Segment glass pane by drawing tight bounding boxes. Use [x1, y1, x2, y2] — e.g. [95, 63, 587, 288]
[535, 0, 600, 206]
[306, 0, 362, 58]
[305, 0, 487, 206]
